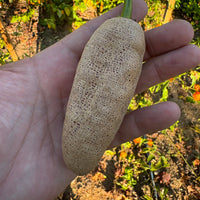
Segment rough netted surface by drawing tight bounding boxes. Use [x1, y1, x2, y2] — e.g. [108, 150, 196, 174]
[62, 17, 145, 175]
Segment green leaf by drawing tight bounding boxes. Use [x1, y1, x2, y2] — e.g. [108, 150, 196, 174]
[150, 165, 158, 172]
[147, 154, 155, 163]
[22, 15, 29, 23]
[57, 9, 62, 18]
[191, 74, 197, 87]
[161, 82, 169, 101]
[143, 195, 153, 200]
[162, 87, 168, 99]
[142, 147, 150, 154]
[154, 159, 163, 169]
[186, 96, 195, 103]
[52, 6, 57, 12]
[122, 141, 132, 149]
[155, 84, 162, 93]
[161, 156, 170, 167]
[105, 150, 115, 156]
[129, 178, 137, 186]
[11, 16, 19, 23]
[64, 7, 70, 16]
[121, 184, 129, 191]
[150, 156, 169, 171]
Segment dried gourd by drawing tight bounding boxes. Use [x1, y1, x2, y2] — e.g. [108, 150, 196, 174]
[62, 0, 145, 175]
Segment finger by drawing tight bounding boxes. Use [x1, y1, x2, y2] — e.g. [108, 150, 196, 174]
[144, 20, 194, 60]
[110, 101, 180, 147]
[62, 0, 148, 58]
[136, 44, 200, 94]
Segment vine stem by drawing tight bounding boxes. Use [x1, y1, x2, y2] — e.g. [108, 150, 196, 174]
[121, 0, 133, 19]
[143, 135, 159, 200]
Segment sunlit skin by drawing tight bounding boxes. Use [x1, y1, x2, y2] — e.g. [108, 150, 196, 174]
[1, 0, 200, 199]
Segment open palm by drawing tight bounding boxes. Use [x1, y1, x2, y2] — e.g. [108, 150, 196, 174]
[1, 1, 200, 199]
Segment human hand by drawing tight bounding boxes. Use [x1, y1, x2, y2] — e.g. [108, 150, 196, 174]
[0, 0, 200, 199]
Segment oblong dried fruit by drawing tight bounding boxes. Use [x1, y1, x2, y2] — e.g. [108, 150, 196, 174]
[62, 17, 145, 175]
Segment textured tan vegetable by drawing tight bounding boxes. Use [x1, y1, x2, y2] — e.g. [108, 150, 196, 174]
[62, 17, 145, 175]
